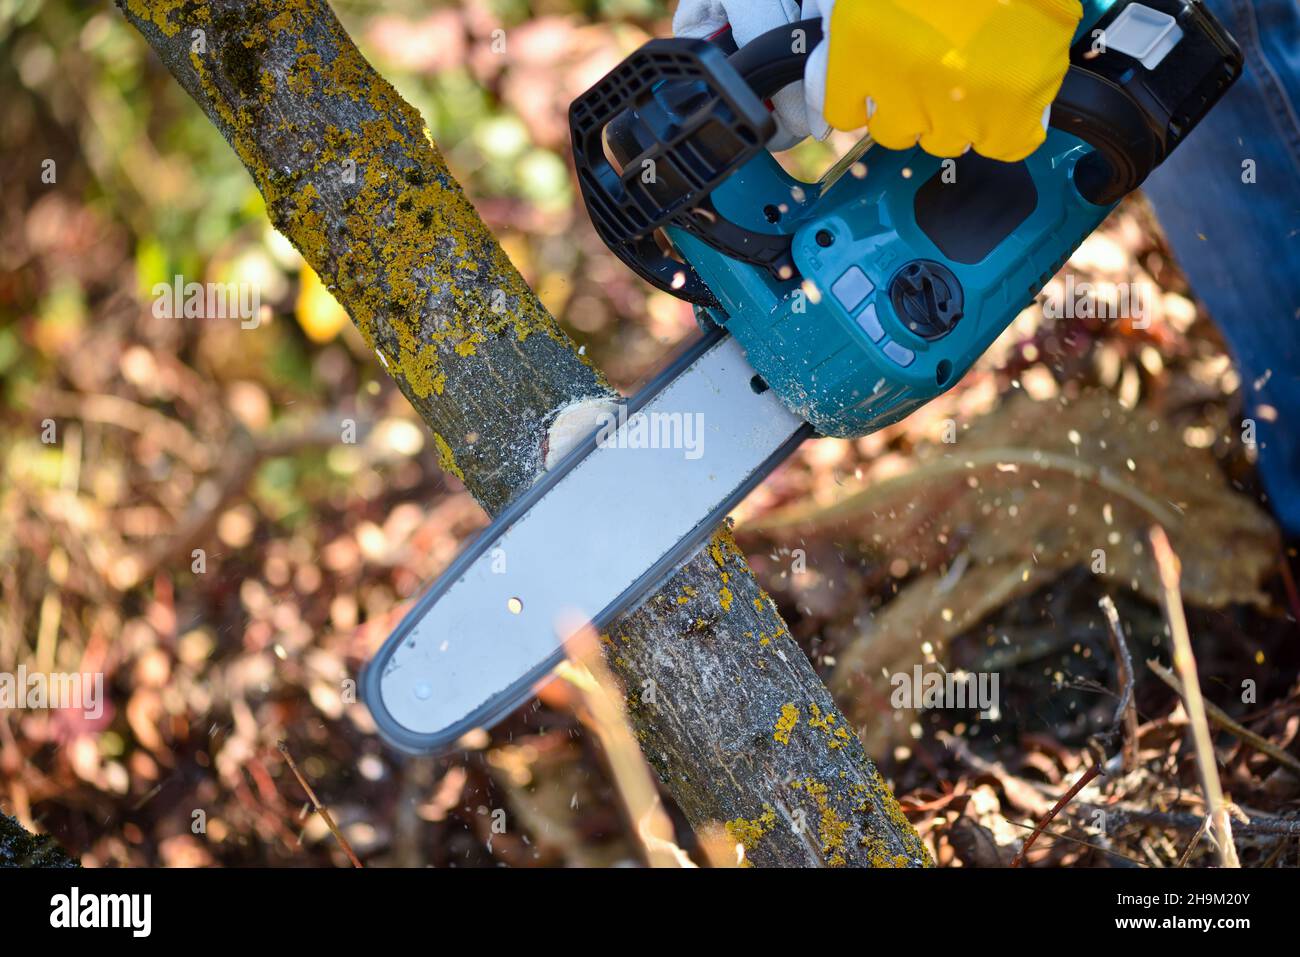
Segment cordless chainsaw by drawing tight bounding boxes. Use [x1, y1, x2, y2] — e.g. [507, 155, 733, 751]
[364, 0, 1241, 753]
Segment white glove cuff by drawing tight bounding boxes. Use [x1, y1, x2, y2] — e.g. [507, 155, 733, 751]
[801, 0, 836, 140]
[673, 0, 830, 148]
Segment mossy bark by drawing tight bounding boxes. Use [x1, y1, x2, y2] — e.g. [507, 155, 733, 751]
[116, 0, 929, 867]
[0, 812, 78, 868]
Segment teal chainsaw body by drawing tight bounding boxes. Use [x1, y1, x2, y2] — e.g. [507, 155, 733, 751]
[571, 0, 1242, 437]
[671, 127, 1103, 437]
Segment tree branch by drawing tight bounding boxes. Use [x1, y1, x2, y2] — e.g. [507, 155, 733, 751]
[0, 812, 78, 868]
[116, 0, 928, 867]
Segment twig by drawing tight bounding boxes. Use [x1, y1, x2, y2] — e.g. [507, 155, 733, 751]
[1147, 660, 1300, 776]
[1099, 595, 1139, 772]
[556, 625, 696, 868]
[1176, 814, 1212, 868]
[1149, 526, 1240, 867]
[1003, 816, 1147, 868]
[1011, 762, 1103, 867]
[1071, 802, 1300, 836]
[278, 741, 363, 868]
[1261, 837, 1290, 867]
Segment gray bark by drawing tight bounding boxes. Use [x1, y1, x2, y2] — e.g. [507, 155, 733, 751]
[0, 812, 78, 868]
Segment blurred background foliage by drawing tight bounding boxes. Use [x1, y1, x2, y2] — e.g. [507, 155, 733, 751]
[0, 0, 1297, 868]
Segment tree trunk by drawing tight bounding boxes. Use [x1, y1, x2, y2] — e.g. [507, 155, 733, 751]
[116, 0, 929, 867]
[0, 812, 78, 868]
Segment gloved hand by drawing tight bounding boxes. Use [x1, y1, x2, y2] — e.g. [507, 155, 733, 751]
[674, 0, 1083, 162]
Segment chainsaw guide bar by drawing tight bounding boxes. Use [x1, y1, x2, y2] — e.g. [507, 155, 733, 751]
[364, 330, 811, 754]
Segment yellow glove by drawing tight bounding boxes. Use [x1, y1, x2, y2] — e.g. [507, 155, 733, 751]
[808, 0, 1083, 161]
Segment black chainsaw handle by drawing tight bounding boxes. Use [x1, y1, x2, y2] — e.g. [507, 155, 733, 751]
[725, 19, 822, 99]
[728, 6, 1241, 205]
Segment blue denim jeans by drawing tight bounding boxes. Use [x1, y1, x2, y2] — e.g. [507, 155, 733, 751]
[1141, 0, 1300, 533]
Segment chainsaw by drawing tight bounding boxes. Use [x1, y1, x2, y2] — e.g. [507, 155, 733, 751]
[364, 0, 1241, 753]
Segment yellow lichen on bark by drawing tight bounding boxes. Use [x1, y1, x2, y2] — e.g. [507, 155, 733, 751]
[124, 0, 193, 37]
[790, 777, 851, 867]
[433, 433, 465, 481]
[725, 803, 777, 856]
[773, 702, 800, 745]
[807, 703, 853, 749]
